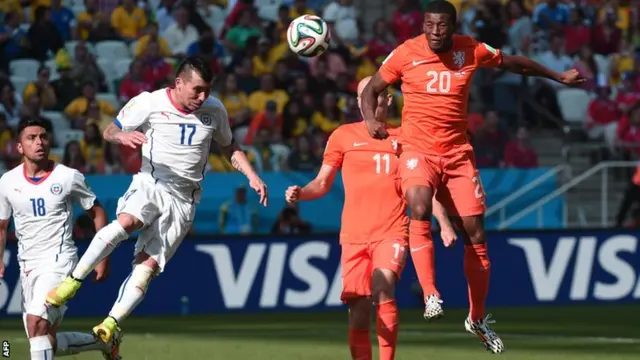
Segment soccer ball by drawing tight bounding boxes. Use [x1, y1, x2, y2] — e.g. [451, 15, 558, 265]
[287, 15, 330, 57]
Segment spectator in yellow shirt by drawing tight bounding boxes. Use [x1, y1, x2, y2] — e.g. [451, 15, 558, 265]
[80, 121, 104, 173]
[248, 74, 289, 114]
[253, 37, 280, 77]
[0, 113, 13, 155]
[311, 92, 344, 133]
[111, 0, 147, 41]
[217, 73, 251, 128]
[135, 22, 172, 58]
[76, 0, 109, 40]
[23, 66, 58, 110]
[64, 81, 116, 127]
[290, 0, 315, 19]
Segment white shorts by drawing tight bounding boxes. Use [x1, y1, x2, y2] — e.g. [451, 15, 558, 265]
[20, 258, 76, 335]
[116, 174, 195, 273]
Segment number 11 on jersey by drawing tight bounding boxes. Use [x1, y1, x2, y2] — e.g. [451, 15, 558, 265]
[373, 153, 390, 174]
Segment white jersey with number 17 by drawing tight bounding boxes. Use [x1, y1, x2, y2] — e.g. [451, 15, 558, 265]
[0, 163, 97, 269]
[115, 88, 233, 204]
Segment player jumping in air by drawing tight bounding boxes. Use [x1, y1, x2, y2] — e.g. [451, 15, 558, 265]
[46, 56, 268, 344]
[361, 0, 585, 354]
[0, 119, 120, 360]
[285, 76, 455, 360]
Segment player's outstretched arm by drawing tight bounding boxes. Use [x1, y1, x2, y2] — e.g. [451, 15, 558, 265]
[0, 219, 8, 278]
[362, 72, 392, 139]
[221, 143, 268, 207]
[500, 55, 586, 86]
[286, 165, 338, 204]
[432, 198, 457, 248]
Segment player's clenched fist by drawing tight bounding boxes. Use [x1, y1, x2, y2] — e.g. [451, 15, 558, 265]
[249, 176, 268, 207]
[285, 185, 301, 204]
[365, 119, 389, 139]
[117, 131, 148, 149]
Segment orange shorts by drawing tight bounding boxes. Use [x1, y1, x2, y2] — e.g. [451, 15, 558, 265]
[398, 150, 486, 217]
[340, 239, 408, 303]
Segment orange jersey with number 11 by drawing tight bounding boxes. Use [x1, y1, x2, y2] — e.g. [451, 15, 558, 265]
[379, 34, 503, 156]
[323, 122, 409, 244]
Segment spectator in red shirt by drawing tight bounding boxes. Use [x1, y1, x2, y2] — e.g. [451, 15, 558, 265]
[504, 126, 538, 169]
[473, 109, 508, 168]
[564, 7, 591, 56]
[119, 59, 153, 102]
[367, 19, 395, 65]
[586, 84, 621, 149]
[617, 103, 640, 147]
[616, 73, 640, 113]
[392, 0, 422, 44]
[142, 40, 173, 90]
[244, 100, 282, 145]
[592, 9, 622, 56]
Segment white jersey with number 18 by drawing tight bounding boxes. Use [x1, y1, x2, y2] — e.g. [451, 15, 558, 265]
[0, 163, 97, 269]
[115, 88, 233, 204]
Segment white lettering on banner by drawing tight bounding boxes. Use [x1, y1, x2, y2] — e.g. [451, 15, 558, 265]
[196, 241, 342, 310]
[0, 250, 23, 315]
[509, 235, 640, 302]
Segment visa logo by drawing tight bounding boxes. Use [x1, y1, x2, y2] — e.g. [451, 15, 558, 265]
[509, 235, 640, 302]
[196, 241, 343, 309]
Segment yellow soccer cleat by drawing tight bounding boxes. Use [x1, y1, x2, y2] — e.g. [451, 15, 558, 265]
[93, 317, 121, 344]
[46, 276, 82, 307]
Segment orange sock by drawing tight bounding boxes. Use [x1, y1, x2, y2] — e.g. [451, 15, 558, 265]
[376, 300, 398, 360]
[409, 220, 439, 298]
[464, 243, 491, 322]
[348, 328, 371, 360]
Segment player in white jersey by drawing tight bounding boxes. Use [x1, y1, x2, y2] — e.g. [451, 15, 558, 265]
[0, 119, 121, 360]
[46, 56, 268, 344]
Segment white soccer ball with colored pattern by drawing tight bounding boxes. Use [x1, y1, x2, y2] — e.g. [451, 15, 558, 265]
[287, 15, 330, 57]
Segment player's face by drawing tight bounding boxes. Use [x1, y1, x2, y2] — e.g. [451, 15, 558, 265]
[176, 70, 212, 112]
[423, 13, 454, 53]
[18, 126, 50, 161]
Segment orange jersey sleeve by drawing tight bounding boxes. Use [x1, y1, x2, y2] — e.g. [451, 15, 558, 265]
[322, 130, 345, 168]
[336, 123, 408, 244]
[473, 39, 503, 68]
[378, 45, 408, 84]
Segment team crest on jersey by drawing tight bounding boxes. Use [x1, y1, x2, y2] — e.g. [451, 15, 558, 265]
[50, 183, 63, 195]
[200, 114, 212, 125]
[453, 51, 465, 69]
[391, 139, 398, 151]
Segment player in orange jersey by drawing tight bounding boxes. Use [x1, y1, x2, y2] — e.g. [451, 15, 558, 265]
[360, 0, 585, 354]
[285, 77, 455, 360]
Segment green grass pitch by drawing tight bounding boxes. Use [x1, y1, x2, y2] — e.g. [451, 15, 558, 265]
[1, 305, 638, 359]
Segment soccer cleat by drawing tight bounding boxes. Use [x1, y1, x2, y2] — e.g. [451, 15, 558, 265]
[46, 276, 82, 307]
[93, 317, 121, 345]
[101, 327, 123, 360]
[423, 294, 444, 320]
[465, 314, 505, 354]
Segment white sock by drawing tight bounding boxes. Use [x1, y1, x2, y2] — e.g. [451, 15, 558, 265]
[72, 221, 129, 280]
[30, 335, 54, 360]
[109, 265, 154, 323]
[55, 332, 107, 356]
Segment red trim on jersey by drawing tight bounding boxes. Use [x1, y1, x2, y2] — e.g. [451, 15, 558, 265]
[22, 161, 55, 185]
[166, 87, 191, 115]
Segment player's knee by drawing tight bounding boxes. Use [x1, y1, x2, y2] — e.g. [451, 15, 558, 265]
[406, 187, 433, 220]
[130, 263, 156, 294]
[347, 297, 372, 329]
[372, 269, 396, 303]
[116, 213, 144, 233]
[462, 216, 486, 244]
[26, 314, 49, 338]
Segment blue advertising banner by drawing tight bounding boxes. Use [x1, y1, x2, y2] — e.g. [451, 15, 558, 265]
[2, 230, 637, 317]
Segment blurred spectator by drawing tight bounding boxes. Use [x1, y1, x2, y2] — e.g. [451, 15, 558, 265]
[609, 39, 635, 88]
[282, 100, 309, 140]
[245, 100, 282, 145]
[64, 81, 116, 128]
[272, 61, 291, 92]
[217, 73, 251, 129]
[573, 45, 598, 92]
[367, 19, 395, 65]
[0, 12, 30, 69]
[223, 0, 254, 35]
[142, 40, 173, 89]
[51, 51, 81, 111]
[615, 73, 640, 113]
[290, 75, 315, 110]
[473, 0, 506, 49]
[218, 185, 257, 234]
[103, 143, 126, 174]
[290, 0, 316, 18]
[271, 203, 311, 234]
[564, 7, 590, 56]
[309, 60, 337, 97]
[84, 99, 112, 132]
[598, 0, 628, 31]
[71, 41, 107, 91]
[207, 141, 234, 172]
[49, 0, 77, 42]
[76, 0, 111, 41]
[503, 126, 538, 168]
[63, 140, 87, 172]
[323, 0, 360, 49]
[0, 82, 22, 127]
[473, 109, 508, 168]
[392, 0, 421, 45]
[248, 74, 289, 114]
[163, 4, 199, 56]
[156, 0, 176, 33]
[287, 135, 320, 171]
[23, 66, 58, 110]
[135, 22, 172, 58]
[21, 92, 46, 121]
[617, 103, 640, 150]
[586, 84, 620, 149]
[532, 0, 570, 32]
[309, 52, 347, 82]
[80, 122, 103, 173]
[252, 127, 281, 171]
[187, 29, 225, 74]
[253, 37, 279, 77]
[0, 113, 13, 165]
[119, 59, 153, 103]
[28, 6, 64, 61]
[110, 0, 147, 42]
[535, 33, 571, 121]
[225, 8, 262, 52]
[232, 56, 259, 93]
[507, 0, 532, 54]
[266, 5, 291, 44]
[592, 8, 621, 56]
[311, 92, 343, 133]
[196, 0, 227, 36]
